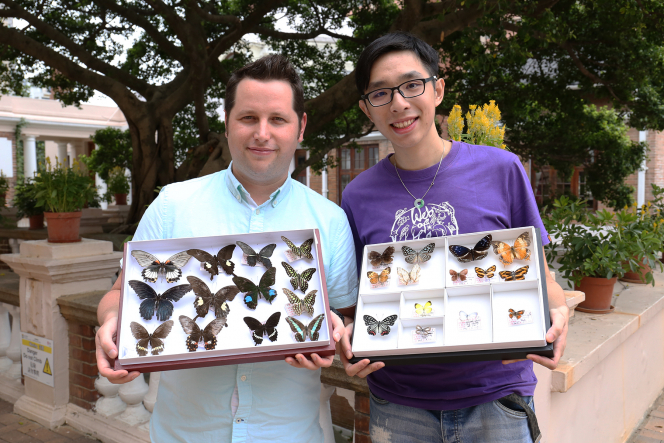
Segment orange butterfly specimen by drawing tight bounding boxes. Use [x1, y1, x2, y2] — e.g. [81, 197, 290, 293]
[475, 265, 496, 279]
[491, 232, 531, 266]
[508, 309, 526, 319]
[498, 266, 529, 281]
[367, 267, 391, 285]
[449, 269, 468, 282]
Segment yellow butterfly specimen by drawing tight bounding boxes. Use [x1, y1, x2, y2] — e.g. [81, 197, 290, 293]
[397, 264, 421, 285]
[491, 232, 531, 266]
[475, 265, 496, 279]
[367, 267, 391, 285]
[414, 301, 433, 316]
[498, 266, 529, 281]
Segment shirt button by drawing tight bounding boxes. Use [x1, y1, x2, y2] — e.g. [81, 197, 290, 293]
[235, 418, 242, 424]
[255, 209, 260, 215]
[240, 375, 247, 381]
[272, 200, 277, 207]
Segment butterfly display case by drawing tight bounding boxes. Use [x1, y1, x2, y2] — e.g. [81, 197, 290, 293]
[350, 226, 554, 365]
[114, 229, 335, 372]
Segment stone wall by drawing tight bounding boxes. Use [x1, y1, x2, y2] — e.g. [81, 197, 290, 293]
[67, 323, 100, 410]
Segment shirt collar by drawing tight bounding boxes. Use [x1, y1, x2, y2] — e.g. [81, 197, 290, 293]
[224, 161, 292, 208]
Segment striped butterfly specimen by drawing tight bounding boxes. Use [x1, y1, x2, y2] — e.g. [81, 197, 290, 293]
[449, 269, 468, 282]
[402, 243, 435, 264]
[415, 301, 433, 316]
[281, 236, 314, 260]
[499, 265, 529, 281]
[130, 320, 173, 356]
[492, 232, 531, 266]
[131, 250, 192, 283]
[244, 312, 281, 346]
[281, 262, 317, 293]
[509, 309, 526, 319]
[285, 314, 325, 342]
[364, 314, 398, 336]
[397, 264, 421, 285]
[186, 245, 236, 280]
[232, 267, 278, 310]
[367, 267, 391, 285]
[128, 280, 191, 322]
[187, 276, 240, 321]
[284, 288, 317, 317]
[448, 235, 492, 263]
[179, 315, 226, 352]
[475, 265, 496, 279]
[236, 241, 277, 268]
[369, 246, 395, 267]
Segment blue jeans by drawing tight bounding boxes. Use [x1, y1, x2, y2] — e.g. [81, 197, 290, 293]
[369, 392, 537, 443]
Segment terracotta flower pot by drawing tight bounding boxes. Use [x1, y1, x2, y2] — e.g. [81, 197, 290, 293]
[44, 212, 82, 243]
[114, 193, 128, 205]
[574, 275, 617, 314]
[28, 214, 44, 230]
[620, 257, 651, 284]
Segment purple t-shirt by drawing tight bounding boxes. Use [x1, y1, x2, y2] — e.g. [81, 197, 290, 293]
[341, 141, 550, 410]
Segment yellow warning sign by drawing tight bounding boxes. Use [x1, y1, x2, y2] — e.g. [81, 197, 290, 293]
[21, 332, 54, 387]
[43, 359, 52, 376]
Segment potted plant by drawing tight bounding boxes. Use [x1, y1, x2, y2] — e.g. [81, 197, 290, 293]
[104, 167, 130, 205]
[13, 179, 44, 229]
[618, 202, 664, 284]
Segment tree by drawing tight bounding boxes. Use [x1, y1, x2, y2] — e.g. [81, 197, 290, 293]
[86, 127, 133, 181]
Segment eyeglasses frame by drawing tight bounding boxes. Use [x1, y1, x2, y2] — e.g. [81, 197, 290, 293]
[361, 76, 438, 108]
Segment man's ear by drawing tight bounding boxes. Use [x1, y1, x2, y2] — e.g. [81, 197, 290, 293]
[224, 118, 229, 137]
[298, 113, 308, 142]
[359, 100, 373, 123]
[434, 78, 445, 107]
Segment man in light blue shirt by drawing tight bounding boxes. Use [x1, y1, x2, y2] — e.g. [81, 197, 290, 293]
[96, 54, 357, 442]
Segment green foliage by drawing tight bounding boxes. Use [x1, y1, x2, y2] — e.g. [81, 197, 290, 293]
[33, 158, 97, 213]
[12, 179, 42, 218]
[0, 171, 8, 196]
[85, 128, 132, 181]
[103, 166, 130, 203]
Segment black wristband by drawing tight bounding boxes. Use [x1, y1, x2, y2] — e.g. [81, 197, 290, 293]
[329, 307, 345, 325]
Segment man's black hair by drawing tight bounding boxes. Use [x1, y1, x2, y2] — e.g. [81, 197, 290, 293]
[355, 32, 440, 94]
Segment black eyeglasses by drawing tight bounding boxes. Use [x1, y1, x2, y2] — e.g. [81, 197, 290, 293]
[361, 76, 437, 107]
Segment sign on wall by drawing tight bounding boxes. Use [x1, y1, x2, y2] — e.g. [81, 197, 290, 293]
[21, 332, 54, 387]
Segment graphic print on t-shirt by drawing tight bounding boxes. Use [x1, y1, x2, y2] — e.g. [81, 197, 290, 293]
[390, 202, 459, 241]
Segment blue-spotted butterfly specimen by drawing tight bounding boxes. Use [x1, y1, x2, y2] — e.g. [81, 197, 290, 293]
[363, 314, 398, 336]
[285, 314, 325, 342]
[232, 267, 277, 310]
[449, 235, 492, 263]
[243, 312, 281, 346]
[130, 320, 173, 356]
[284, 288, 317, 317]
[187, 276, 239, 321]
[178, 315, 226, 352]
[186, 245, 236, 280]
[128, 280, 191, 321]
[402, 243, 435, 264]
[236, 241, 277, 268]
[281, 236, 314, 260]
[281, 262, 317, 293]
[130, 250, 193, 283]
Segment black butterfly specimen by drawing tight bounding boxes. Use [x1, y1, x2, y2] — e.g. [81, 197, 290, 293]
[130, 320, 173, 356]
[284, 288, 317, 317]
[364, 314, 398, 336]
[281, 236, 314, 260]
[179, 315, 226, 352]
[281, 262, 317, 293]
[131, 250, 192, 283]
[232, 267, 278, 310]
[186, 245, 236, 280]
[128, 280, 192, 321]
[402, 243, 435, 264]
[236, 241, 277, 268]
[368, 246, 395, 267]
[244, 312, 281, 346]
[448, 235, 492, 263]
[285, 314, 325, 342]
[187, 276, 240, 321]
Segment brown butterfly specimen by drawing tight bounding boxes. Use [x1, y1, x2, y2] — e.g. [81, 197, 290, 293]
[491, 232, 531, 266]
[367, 267, 391, 285]
[509, 309, 526, 319]
[368, 246, 395, 267]
[475, 265, 496, 279]
[498, 266, 529, 281]
[449, 269, 468, 282]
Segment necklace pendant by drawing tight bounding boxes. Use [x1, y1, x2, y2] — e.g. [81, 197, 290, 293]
[414, 199, 425, 209]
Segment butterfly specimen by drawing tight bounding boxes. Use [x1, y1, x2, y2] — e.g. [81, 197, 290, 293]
[281, 236, 314, 260]
[415, 301, 433, 316]
[187, 276, 240, 321]
[130, 320, 173, 356]
[232, 267, 278, 310]
[415, 325, 432, 337]
[459, 311, 479, 322]
[368, 246, 395, 267]
[130, 250, 192, 283]
[449, 269, 468, 282]
[498, 265, 530, 281]
[236, 241, 277, 268]
[448, 235, 492, 263]
[364, 314, 398, 336]
[397, 264, 421, 285]
[475, 265, 497, 279]
[508, 309, 526, 319]
[402, 243, 435, 264]
[186, 245, 236, 280]
[281, 262, 317, 293]
[243, 312, 281, 346]
[128, 280, 191, 321]
[285, 314, 325, 342]
[491, 232, 531, 266]
[284, 288, 317, 317]
[178, 315, 226, 352]
[367, 267, 391, 285]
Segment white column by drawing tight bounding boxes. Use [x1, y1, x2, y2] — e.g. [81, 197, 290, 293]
[96, 172, 108, 210]
[637, 130, 647, 207]
[140, 372, 161, 431]
[94, 375, 126, 417]
[56, 143, 68, 168]
[23, 136, 38, 179]
[0, 305, 12, 372]
[5, 308, 22, 379]
[321, 154, 328, 200]
[117, 375, 151, 426]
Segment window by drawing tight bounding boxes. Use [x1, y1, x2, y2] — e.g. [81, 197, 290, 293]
[340, 149, 351, 170]
[337, 144, 380, 197]
[354, 148, 364, 169]
[340, 174, 351, 193]
[293, 149, 308, 185]
[368, 147, 379, 167]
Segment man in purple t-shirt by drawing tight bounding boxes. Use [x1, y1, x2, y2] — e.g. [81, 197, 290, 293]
[338, 32, 569, 442]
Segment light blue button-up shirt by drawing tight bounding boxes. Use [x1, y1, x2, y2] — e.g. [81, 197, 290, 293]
[133, 164, 358, 443]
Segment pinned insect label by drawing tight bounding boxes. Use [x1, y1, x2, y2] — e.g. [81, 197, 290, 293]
[508, 309, 533, 326]
[412, 326, 436, 343]
[457, 311, 481, 331]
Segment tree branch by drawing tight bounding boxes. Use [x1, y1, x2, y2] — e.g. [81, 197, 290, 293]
[191, 1, 241, 25]
[562, 44, 625, 104]
[250, 25, 367, 44]
[304, 71, 359, 137]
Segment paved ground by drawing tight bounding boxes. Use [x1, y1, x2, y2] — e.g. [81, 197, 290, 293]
[628, 388, 664, 443]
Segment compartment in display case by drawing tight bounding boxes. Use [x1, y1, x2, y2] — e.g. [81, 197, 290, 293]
[491, 280, 547, 346]
[444, 285, 493, 348]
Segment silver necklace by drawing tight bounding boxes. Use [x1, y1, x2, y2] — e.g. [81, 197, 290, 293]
[393, 151, 445, 209]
